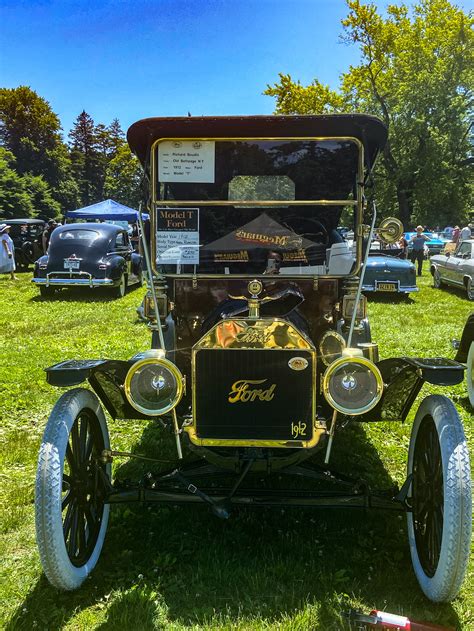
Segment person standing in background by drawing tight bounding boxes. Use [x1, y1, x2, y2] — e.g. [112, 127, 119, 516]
[460, 224, 472, 242]
[409, 225, 430, 276]
[452, 226, 460, 244]
[42, 219, 60, 252]
[0, 224, 18, 280]
[398, 235, 408, 259]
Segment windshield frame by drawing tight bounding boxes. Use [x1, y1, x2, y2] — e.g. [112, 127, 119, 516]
[150, 135, 365, 279]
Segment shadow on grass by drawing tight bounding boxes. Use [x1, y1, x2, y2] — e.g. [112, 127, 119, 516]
[6, 422, 462, 630]
[429, 282, 471, 303]
[29, 283, 144, 304]
[365, 292, 416, 305]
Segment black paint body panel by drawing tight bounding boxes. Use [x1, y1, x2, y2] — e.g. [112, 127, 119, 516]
[194, 349, 314, 440]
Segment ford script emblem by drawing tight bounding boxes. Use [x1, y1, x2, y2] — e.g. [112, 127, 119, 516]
[288, 357, 308, 371]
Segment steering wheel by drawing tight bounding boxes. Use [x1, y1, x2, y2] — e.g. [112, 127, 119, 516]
[283, 217, 329, 246]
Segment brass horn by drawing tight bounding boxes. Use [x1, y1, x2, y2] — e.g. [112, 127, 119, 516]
[377, 217, 404, 243]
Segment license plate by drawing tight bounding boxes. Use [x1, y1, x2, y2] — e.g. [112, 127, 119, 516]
[377, 282, 397, 292]
[64, 259, 80, 270]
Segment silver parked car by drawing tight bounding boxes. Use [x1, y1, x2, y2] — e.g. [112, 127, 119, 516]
[430, 239, 474, 300]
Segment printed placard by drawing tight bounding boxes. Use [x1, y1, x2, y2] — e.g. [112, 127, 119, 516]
[156, 208, 200, 265]
[158, 140, 215, 183]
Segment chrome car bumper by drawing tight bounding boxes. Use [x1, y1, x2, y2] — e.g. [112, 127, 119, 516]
[32, 271, 115, 288]
[362, 283, 418, 293]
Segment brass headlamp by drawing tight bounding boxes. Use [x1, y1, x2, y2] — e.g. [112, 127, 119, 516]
[124, 350, 184, 416]
[322, 349, 383, 415]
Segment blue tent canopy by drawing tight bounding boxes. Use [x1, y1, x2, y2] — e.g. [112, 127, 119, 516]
[66, 199, 148, 222]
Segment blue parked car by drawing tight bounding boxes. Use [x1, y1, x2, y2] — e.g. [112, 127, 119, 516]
[362, 253, 418, 295]
[405, 231, 444, 257]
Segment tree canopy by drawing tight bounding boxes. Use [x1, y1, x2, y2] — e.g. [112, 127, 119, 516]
[264, 0, 473, 228]
[0, 87, 143, 219]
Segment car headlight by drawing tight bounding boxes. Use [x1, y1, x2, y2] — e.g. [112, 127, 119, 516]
[322, 353, 383, 415]
[124, 354, 184, 416]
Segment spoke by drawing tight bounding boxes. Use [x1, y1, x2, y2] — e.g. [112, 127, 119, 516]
[84, 433, 94, 463]
[78, 510, 86, 554]
[68, 506, 79, 557]
[71, 422, 80, 463]
[66, 442, 78, 473]
[63, 499, 75, 540]
[85, 505, 96, 530]
[79, 415, 89, 462]
[62, 492, 73, 510]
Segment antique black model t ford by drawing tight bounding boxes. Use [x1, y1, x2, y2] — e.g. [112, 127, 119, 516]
[35, 115, 471, 602]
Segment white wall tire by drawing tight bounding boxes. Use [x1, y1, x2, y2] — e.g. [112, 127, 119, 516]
[467, 342, 474, 407]
[113, 273, 126, 298]
[407, 395, 472, 602]
[466, 278, 474, 301]
[433, 268, 443, 289]
[35, 388, 111, 590]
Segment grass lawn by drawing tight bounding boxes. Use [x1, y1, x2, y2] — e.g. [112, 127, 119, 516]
[0, 272, 472, 630]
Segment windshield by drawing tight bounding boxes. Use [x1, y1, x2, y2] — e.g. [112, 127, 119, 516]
[152, 138, 361, 276]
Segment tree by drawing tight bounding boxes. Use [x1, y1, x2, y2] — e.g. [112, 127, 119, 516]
[22, 173, 62, 218]
[69, 110, 104, 205]
[104, 144, 144, 208]
[0, 86, 78, 213]
[264, 0, 473, 227]
[69, 113, 127, 207]
[0, 148, 34, 218]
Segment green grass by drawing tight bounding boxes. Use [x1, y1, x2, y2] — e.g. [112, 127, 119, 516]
[0, 273, 472, 630]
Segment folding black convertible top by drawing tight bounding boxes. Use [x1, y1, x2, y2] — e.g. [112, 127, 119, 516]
[127, 114, 388, 172]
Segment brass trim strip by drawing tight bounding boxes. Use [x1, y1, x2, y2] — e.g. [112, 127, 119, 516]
[183, 426, 326, 449]
[155, 200, 357, 207]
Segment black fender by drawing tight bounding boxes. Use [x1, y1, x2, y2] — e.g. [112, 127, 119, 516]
[454, 312, 474, 363]
[45, 359, 151, 420]
[131, 252, 143, 276]
[106, 255, 127, 281]
[357, 357, 465, 422]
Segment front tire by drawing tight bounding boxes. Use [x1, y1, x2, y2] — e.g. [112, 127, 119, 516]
[467, 342, 474, 407]
[35, 388, 111, 590]
[432, 268, 443, 289]
[466, 278, 474, 301]
[407, 395, 471, 602]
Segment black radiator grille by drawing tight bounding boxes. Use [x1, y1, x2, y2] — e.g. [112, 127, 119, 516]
[194, 349, 314, 441]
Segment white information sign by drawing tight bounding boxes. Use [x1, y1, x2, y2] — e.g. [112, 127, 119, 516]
[158, 140, 215, 183]
[156, 208, 200, 265]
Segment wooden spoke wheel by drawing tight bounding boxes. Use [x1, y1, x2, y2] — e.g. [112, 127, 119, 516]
[35, 388, 111, 590]
[407, 395, 471, 602]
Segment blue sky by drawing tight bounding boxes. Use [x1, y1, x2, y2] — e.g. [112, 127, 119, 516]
[1, 0, 472, 139]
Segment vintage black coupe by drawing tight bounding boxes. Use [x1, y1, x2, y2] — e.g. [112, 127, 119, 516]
[34, 115, 471, 602]
[0, 218, 46, 270]
[32, 222, 143, 297]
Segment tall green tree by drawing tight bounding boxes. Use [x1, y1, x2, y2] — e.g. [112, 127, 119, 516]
[69, 110, 104, 206]
[69, 113, 127, 206]
[103, 144, 143, 208]
[0, 148, 34, 218]
[0, 86, 79, 213]
[264, 0, 473, 227]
